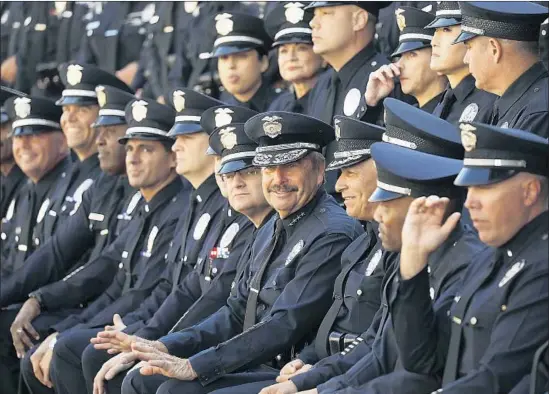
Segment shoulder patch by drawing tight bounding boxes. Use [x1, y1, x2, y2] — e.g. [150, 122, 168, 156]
[36, 198, 50, 223]
[365, 249, 383, 276]
[285, 240, 304, 266]
[193, 213, 211, 240]
[498, 260, 525, 288]
[343, 88, 361, 116]
[220, 222, 240, 248]
[459, 103, 479, 122]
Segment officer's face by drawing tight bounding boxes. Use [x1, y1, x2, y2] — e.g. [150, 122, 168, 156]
[310, 6, 361, 60]
[224, 167, 268, 218]
[463, 37, 493, 92]
[60, 104, 100, 153]
[261, 154, 324, 219]
[0, 122, 14, 164]
[278, 43, 325, 84]
[12, 132, 68, 183]
[95, 124, 127, 175]
[396, 48, 441, 98]
[214, 155, 228, 198]
[464, 173, 542, 247]
[218, 50, 268, 98]
[373, 196, 413, 251]
[335, 159, 378, 221]
[430, 25, 468, 75]
[172, 132, 214, 180]
[124, 139, 176, 192]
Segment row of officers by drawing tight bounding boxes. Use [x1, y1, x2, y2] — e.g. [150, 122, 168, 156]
[0, 1, 547, 394]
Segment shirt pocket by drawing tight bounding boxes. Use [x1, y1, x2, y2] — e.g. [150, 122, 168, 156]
[343, 270, 383, 329]
[260, 266, 295, 306]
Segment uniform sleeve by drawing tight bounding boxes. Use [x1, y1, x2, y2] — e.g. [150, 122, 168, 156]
[188, 233, 353, 385]
[513, 112, 548, 138]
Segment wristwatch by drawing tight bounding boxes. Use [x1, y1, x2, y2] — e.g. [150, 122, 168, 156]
[28, 292, 45, 310]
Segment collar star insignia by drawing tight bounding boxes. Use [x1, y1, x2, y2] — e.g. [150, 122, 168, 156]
[132, 100, 148, 122]
[96, 86, 107, 107]
[219, 126, 238, 150]
[284, 2, 305, 24]
[172, 90, 186, 112]
[395, 8, 406, 31]
[66, 64, 83, 86]
[14, 97, 31, 119]
[214, 108, 234, 128]
[262, 116, 283, 139]
[459, 123, 477, 152]
[215, 13, 233, 36]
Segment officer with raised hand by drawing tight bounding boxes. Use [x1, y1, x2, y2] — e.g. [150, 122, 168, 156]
[455, 1, 548, 136]
[392, 123, 548, 393]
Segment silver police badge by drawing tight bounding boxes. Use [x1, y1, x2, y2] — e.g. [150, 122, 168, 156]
[132, 100, 148, 122]
[215, 13, 233, 36]
[459, 123, 477, 152]
[365, 249, 383, 276]
[144, 226, 159, 256]
[173, 90, 186, 112]
[193, 213, 211, 240]
[220, 222, 240, 248]
[262, 116, 283, 138]
[334, 119, 342, 141]
[96, 86, 107, 107]
[498, 260, 525, 288]
[126, 192, 142, 215]
[66, 64, 83, 86]
[343, 88, 361, 116]
[285, 240, 304, 266]
[14, 97, 31, 119]
[459, 103, 479, 122]
[285, 2, 305, 24]
[215, 108, 234, 127]
[36, 198, 50, 224]
[219, 127, 238, 150]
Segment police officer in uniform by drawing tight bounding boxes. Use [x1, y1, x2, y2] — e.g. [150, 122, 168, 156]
[392, 122, 548, 393]
[209, 12, 281, 111]
[18, 98, 185, 394]
[455, 1, 549, 136]
[265, 2, 327, 114]
[365, 6, 447, 114]
[540, 16, 548, 69]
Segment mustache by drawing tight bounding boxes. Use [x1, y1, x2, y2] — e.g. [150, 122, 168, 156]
[268, 184, 298, 193]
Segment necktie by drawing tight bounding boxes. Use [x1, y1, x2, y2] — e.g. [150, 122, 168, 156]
[243, 219, 285, 330]
[121, 207, 147, 293]
[13, 185, 36, 268]
[320, 74, 340, 124]
[490, 99, 500, 125]
[171, 195, 198, 289]
[434, 88, 457, 120]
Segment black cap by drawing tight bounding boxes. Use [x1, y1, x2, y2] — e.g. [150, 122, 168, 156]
[383, 98, 464, 159]
[167, 88, 223, 137]
[265, 2, 314, 47]
[5, 96, 62, 136]
[57, 63, 134, 106]
[210, 13, 273, 58]
[369, 142, 463, 202]
[305, 2, 391, 18]
[425, 1, 461, 29]
[92, 86, 135, 128]
[245, 111, 334, 167]
[454, 1, 548, 44]
[1, 86, 26, 125]
[326, 115, 384, 171]
[392, 7, 435, 58]
[119, 98, 175, 144]
[455, 122, 549, 186]
[210, 123, 259, 174]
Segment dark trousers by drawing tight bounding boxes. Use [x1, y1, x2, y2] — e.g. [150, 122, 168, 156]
[82, 343, 125, 394]
[20, 345, 55, 394]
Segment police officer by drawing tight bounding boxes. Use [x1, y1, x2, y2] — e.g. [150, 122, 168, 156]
[18, 98, 185, 394]
[365, 6, 447, 113]
[265, 2, 327, 114]
[541, 16, 548, 69]
[393, 122, 548, 393]
[209, 12, 281, 111]
[455, 1, 548, 136]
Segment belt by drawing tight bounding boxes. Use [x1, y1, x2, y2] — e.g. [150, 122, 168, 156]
[328, 331, 358, 355]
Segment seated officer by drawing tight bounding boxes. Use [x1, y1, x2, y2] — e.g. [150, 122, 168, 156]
[118, 112, 363, 394]
[265, 2, 326, 114]
[259, 102, 485, 394]
[19, 98, 185, 394]
[455, 1, 548, 136]
[392, 123, 548, 393]
[86, 105, 273, 394]
[365, 7, 447, 113]
[209, 12, 281, 111]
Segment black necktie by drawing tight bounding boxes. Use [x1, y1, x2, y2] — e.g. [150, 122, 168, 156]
[171, 196, 198, 289]
[121, 207, 147, 293]
[490, 99, 500, 125]
[13, 186, 36, 267]
[321, 74, 340, 124]
[243, 219, 285, 330]
[435, 88, 457, 120]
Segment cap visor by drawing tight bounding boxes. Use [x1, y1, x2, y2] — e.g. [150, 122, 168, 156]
[253, 148, 310, 167]
[454, 167, 517, 187]
[11, 126, 60, 136]
[391, 41, 431, 58]
[56, 96, 98, 106]
[425, 18, 461, 29]
[118, 133, 173, 145]
[453, 31, 477, 44]
[92, 115, 126, 128]
[206, 146, 219, 156]
[167, 123, 203, 137]
[212, 45, 259, 58]
[369, 186, 405, 202]
[218, 160, 254, 175]
[273, 37, 313, 48]
[305, 2, 334, 10]
[1, 113, 9, 125]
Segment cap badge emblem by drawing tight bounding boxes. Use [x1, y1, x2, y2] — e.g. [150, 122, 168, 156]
[215, 13, 233, 36]
[459, 123, 477, 152]
[219, 127, 238, 150]
[14, 97, 31, 119]
[131, 100, 148, 122]
[66, 64, 83, 86]
[285, 3, 305, 24]
[262, 116, 283, 138]
[172, 90, 186, 112]
[214, 108, 234, 128]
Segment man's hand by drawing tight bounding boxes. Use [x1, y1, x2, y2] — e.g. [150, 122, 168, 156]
[91, 330, 164, 354]
[400, 196, 461, 280]
[276, 359, 312, 382]
[30, 333, 58, 388]
[364, 63, 401, 107]
[104, 314, 127, 332]
[132, 342, 197, 380]
[259, 381, 299, 394]
[156, 96, 166, 104]
[297, 390, 318, 394]
[10, 298, 41, 358]
[0, 55, 18, 84]
[93, 352, 137, 394]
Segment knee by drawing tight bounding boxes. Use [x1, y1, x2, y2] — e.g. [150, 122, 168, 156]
[121, 368, 142, 394]
[82, 343, 111, 379]
[20, 347, 39, 385]
[157, 379, 190, 394]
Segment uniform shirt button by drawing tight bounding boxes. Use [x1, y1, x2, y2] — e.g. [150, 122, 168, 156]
[34, 238, 40, 246]
[371, 61, 377, 67]
[212, 267, 218, 274]
[183, 255, 188, 262]
[356, 289, 363, 296]
[145, 205, 150, 212]
[534, 87, 540, 92]
[15, 236, 19, 242]
[507, 249, 513, 257]
[470, 317, 478, 325]
[276, 354, 282, 361]
[61, 205, 67, 212]
[501, 305, 507, 311]
[272, 280, 277, 286]
[118, 262, 124, 269]
[1, 233, 6, 240]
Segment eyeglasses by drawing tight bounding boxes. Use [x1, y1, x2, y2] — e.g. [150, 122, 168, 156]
[221, 167, 260, 181]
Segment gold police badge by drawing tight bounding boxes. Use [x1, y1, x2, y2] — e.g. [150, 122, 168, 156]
[132, 100, 148, 122]
[96, 86, 107, 107]
[219, 126, 238, 150]
[66, 64, 83, 86]
[14, 97, 31, 119]
[459, 123, 477, 152]
[215, 13, 233, 36]
[396, 8, 406, 31]
[172, 90, 186, 112]
[214, 108, 234, 128]
[262, 116, 283, 138]
[285, 2, 305, 24]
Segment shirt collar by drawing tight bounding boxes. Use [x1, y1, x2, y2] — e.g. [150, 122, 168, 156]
[453, 74, 477, 103]
[499, 210, 548, 265]
[77, 153, 100, 174]
[143, 177, 184, 216]
[422, 91, 445, 112]
[192, 174, 219, 205]
[497, 62, 548, 116]
[230, 80, 273, 112]
[337, 42, 378, 88]
[281, 187, 325, 237]
[34, 156, 73, 198]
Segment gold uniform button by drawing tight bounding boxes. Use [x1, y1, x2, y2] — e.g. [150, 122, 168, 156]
[470, 317, 478, 325]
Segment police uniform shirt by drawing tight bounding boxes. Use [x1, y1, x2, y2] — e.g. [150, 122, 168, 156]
[421, 91, 444, 114]
[491, 62, 549, 137]
[158, 189, 363, 385]
[432, 74, 497, 125]
[0, 164, 26, 221]
[0, 173, 138, 308]
[49, 178, 185, 333]
[391, 211, 548, 394]
[267, 88, 313, 114]
[223, 80, 282, 113]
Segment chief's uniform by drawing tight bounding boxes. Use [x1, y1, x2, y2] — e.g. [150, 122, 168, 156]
[454, 1, 549, 137]
[122, 112, 364, 394]
[391, 123, 549, 394]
